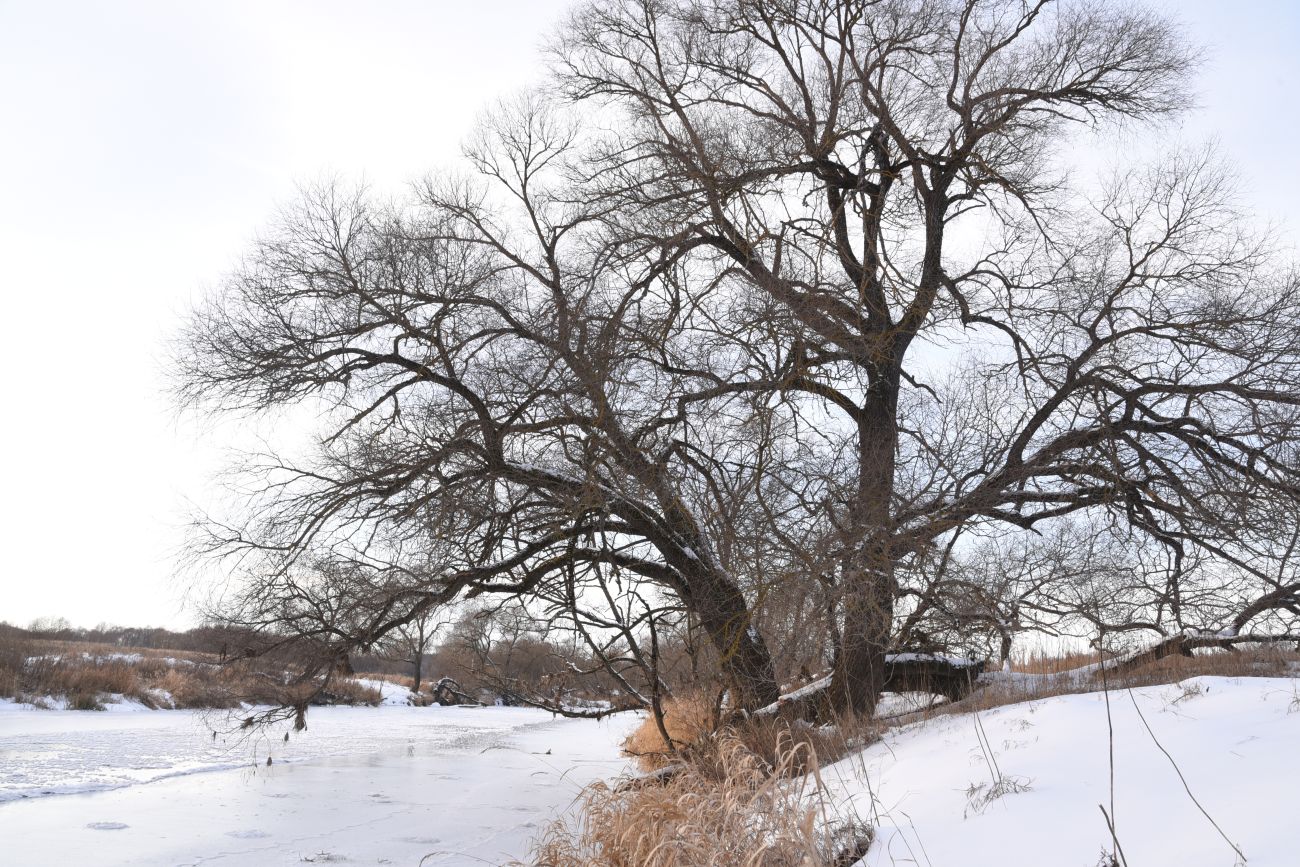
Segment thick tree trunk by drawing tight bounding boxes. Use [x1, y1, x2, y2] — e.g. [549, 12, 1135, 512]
[692, 574, 780, 708]
[829, 377, 901, 717]
[831, 568, 894, 716]
[412, 654, 423, 694]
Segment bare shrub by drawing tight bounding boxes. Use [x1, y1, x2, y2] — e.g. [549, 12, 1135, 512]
[150, 667, 238, 709]
[324, 679, 382, 706]
[66, 692, 104, 711]
[0, 631, 26, 699]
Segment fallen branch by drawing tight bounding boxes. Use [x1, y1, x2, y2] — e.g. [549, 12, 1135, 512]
[1108, 631, 1300, 673]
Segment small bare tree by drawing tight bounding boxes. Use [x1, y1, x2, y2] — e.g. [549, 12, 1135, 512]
[377, 607, 445, 693]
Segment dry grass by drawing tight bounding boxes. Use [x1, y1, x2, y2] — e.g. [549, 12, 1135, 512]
[1121, 644, 1299, 683]
[150, 667, 243, 709]
[362, 672, 416, 690]
[1009, 646, 1109, 675]
[540, 697, 881, 866]
[709, 715, 879, 781]
[623, 694, 719, 770]
[35, 640, 220, 665]
[18, 654, 143, 708]
[0, 635, 385, 710]
[322, 678, 383, 705]
[528, 731, 871, 867]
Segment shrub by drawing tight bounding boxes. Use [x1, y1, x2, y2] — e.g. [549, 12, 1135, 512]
[67, 691, 104, 711]
[325, 678, 383, 705]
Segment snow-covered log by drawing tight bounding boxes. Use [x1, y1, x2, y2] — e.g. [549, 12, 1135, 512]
[754, 654, 986, 718]
[430, 677, 478, 706]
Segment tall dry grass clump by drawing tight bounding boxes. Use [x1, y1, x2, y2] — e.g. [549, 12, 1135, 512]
[18, 654, 143, 709]
[624, 691, 880, 774]
[529, 730, 870, 867]
[0, 632, 26, 699]
[623, 693, 718, 770]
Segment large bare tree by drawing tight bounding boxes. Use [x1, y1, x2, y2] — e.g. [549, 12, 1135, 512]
[550, 0, 1300, 711]
[179, 0, 1300, 717]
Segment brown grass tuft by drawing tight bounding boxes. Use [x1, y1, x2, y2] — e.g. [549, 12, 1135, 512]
[528, 731, 870, 867]
[623, 694, 718, 770]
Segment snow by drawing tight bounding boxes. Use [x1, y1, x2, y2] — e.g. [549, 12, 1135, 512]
[6, 676, 1296, 865]
[886, 652, 981, 667]
[353, 677, 417, 706]
[823, 676, 1300, 866]
[0, 703, 641, 865]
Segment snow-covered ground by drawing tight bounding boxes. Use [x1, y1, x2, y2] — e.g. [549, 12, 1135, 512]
[827, 676, 1299, 866]
[353, 677, 420, 706]
[4, 676, 1295, 866]
[0, 702, 640, 866]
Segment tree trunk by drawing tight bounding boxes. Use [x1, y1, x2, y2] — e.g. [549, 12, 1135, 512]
[829, 376, 902, 717]
[691, 573, 780, 708]
[412, 653, 423, 694]
[831, 567, 894, 716]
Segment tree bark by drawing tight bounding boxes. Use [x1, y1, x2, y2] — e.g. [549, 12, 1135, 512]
[830, 377, 902, 716]
[832, 568, 894, 716]
[691, 574, 780, 708]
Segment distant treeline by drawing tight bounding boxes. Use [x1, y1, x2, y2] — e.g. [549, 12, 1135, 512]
[3, 619, 253, 656]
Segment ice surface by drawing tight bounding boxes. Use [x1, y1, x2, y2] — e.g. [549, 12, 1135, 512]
[0, 703, 641, 865]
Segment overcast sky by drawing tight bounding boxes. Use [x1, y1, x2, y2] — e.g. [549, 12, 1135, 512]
[1, 1, 1297, 631]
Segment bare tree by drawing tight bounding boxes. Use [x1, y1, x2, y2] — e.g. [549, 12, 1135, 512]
[178, 0, 1300, 718]
[550, 0, 1300, 712]
[177, 129, 789, 707]
[378, 606, 445, 693]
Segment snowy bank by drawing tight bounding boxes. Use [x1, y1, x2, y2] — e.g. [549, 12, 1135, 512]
[823, 676, 1298, 866]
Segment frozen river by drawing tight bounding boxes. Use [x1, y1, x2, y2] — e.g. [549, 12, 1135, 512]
[0, 702, 639, 865]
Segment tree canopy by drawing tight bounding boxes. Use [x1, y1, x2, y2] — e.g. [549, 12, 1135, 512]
[178, 0, 1300, 716]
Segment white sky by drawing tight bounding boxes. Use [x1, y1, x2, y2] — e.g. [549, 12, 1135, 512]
[0, 1, 1297, 630]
